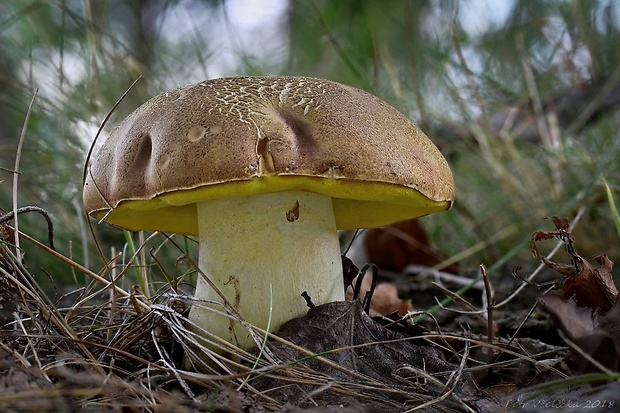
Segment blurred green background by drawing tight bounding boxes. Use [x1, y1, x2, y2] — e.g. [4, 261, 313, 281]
[1, 0, 619, 290]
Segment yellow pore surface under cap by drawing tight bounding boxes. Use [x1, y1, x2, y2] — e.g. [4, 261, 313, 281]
[90, 174, 452, 235]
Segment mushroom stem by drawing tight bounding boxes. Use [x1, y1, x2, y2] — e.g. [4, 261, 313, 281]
[190, 190, 344, 349]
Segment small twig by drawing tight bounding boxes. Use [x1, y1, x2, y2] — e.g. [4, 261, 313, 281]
[82, 77, 141, 289]
[12, 88, 39, 262]
[401, 264, 485, 290]
[149, 328, 197, 401]
[480, 264, 495, 372]
[0, 206, 56, 250]
[342, 229, 361, 256]
[496, 285, 554, 364]
[82, 76, 141, 187]
[0, 166, 20, 174]
[431, 283, 488, 321]
[353, 263, 378, 314]
[556, 329, 615, 376]
[511, 266, 557, 288]
[300, 291, 315, 309]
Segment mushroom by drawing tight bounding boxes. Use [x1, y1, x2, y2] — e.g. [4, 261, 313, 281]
[83, 76, 454, 349]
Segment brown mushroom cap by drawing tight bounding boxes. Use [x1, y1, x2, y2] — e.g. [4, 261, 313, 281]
[83, 76, 454, 234]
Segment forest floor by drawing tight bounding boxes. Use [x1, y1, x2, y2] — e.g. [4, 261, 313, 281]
[1, 216, 619, 412]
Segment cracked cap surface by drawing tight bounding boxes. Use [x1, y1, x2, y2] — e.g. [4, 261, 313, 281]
[83, 76, 455, 234]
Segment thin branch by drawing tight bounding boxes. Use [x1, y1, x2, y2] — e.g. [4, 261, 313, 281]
[0, 206, 55, 250]
[12, 88, 38, 262]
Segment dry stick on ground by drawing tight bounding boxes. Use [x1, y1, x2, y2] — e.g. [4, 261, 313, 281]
[480, 264, 495, 375]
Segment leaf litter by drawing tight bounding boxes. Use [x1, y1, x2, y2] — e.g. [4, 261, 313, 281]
[532, 216, 620, 374]
[3, 207, 620, 412]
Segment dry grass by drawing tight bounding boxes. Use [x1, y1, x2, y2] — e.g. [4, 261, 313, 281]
[1, 219, 589, 412]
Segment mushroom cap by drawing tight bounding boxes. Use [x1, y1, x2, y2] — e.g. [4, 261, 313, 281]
[83, 76, 454, 234]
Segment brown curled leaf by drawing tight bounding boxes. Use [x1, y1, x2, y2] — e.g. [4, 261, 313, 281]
[561, 253, 617, 312]
[541, 256, 580, 278]
[531, 217, 618, 313]
[549, 216, 570, 231]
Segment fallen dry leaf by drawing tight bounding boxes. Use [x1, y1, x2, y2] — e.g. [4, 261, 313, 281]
[561, 253, 617, 312]
[537, 293, 597, 342]
[257, 299, 467, 410]
[538, 292, 620, 373]
[533, 217, 620, 372]
[530, 216, 617, 313]
[365, 219, 459, 274]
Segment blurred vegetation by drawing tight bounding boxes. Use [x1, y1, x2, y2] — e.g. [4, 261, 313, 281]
[1, 0, 619, 289]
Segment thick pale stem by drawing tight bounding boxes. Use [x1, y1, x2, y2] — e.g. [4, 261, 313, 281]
[189, 191, 344, 349]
